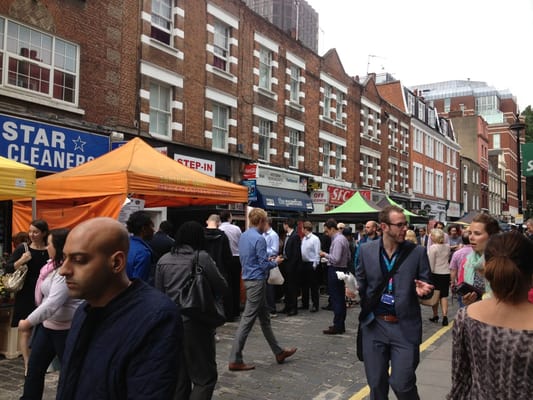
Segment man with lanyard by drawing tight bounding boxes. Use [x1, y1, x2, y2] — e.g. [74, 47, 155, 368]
[320, 219, 351, 334]
[356, 205, 433, 399]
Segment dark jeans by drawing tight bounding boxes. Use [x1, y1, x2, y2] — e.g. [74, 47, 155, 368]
[281, 261, 299, 312]
[300, 262, 319, 308]
[175, 320, 218, 400]
[21, 324, 68, 400]
[328, 267, 346, 330]
[228, 256, 242, 320]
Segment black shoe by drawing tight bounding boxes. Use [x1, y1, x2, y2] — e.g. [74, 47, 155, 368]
[321, 305, 333, 311]
[442, 316, 448, 326]
[429, 316, 439, 323]
[287, 310, 298, 316]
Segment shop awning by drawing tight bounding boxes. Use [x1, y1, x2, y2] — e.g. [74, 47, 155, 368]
[252, 186, 314, 213]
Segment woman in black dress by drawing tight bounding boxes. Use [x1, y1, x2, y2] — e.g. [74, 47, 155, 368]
[6, 219, 49, 372]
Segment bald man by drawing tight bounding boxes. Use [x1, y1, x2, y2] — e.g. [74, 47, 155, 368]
[56, 217, 182, 400]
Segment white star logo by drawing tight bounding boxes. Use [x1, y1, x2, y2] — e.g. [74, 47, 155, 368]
[72, 136, 86, 152]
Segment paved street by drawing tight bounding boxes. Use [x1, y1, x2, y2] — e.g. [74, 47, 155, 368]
[0, 295, 456, 400]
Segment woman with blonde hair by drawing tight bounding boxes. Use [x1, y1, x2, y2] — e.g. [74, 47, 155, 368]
[405, 229, 418, 244]
[428, 228, 451, 325]
[448, 232, 533, 399]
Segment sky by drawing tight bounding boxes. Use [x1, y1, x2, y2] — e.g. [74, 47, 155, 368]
[305, 0, 533, 111]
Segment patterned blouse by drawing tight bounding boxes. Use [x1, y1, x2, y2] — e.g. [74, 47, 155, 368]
[448, 307, 533, 399]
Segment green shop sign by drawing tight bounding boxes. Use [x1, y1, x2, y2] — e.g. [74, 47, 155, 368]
[522, 143, 533, 177]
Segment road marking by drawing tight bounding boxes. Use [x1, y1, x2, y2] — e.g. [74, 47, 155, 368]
[348, 323, 454, 400]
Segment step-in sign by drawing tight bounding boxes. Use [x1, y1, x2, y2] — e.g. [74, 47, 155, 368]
[521, 143, 533, 177]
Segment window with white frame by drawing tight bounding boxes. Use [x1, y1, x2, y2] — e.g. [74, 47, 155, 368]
[400, 126, 409, 152]
[407, 93, 415, 115]
[323, 84, 332, 117]
[258, 118, 271, 161]
[213, 21, 230, 71]
[389, 121, 398, 148]
[413, 129, 423, 152]
[428, 108, 436, 128]
[425, 134, 434, 158]
[361, 153, 379, 187]
[289, 65, 300, 103]
[472, 169, 476, 184]
[335, 146, 343, 179]
[2, 18, 79, 104]
[149, 82, 171, 137]
[436, 141, 444, 162]
[463, 190, 468, 213]
[335, 90, 344, 122]
[452, 150, 457, 168]
[151, 0, 172, 45]
[258, 47, 272, 90]
[425, 168, 434, 195]
[493, 133, 500, 149]
[212, 103, 229, 151]
[436, 172, 444, 197]
[447, 173, 451, 200]
[447, 147, 451, 165]
[475, 95, 499, 114]
[444, 98, 451, 112]
[400, 165, 408, 192]
[452, 174, 457, 201]
[288, 129, 300, 168]
[413, 164, 423, 192]
[418, 101, 425, 120]
[390, 163, 397, 192]
[463, 165, 468, 184]
[322, 142, 330, 176]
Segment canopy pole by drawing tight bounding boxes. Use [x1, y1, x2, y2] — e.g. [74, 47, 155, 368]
[32, 197, 36, 220]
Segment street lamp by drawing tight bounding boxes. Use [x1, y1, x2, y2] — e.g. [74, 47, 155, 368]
[509, 113, 526, 221]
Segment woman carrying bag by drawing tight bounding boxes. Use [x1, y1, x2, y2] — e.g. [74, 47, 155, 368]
[156, 221, 227, 400]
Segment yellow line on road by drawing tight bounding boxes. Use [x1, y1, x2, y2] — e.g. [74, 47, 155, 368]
[349, 323, 454, 400]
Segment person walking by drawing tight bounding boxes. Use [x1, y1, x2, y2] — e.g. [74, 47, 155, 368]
[300, 221, 321, 312]
[125, 211, 155, 282]
[355, 205, 433, 399]
[448, 232, 533, 399]
[6, 219, 49, 374]
[56, 217, 182, 399]
[228, 208, 296, 371]
[18, 228, 83, 399]
[427, 228, 451, 326]
[280, 218, 302, 316]
[219, 210, 242, 321]
[157, 221, 227, 400]
[320, 219, 351, 335]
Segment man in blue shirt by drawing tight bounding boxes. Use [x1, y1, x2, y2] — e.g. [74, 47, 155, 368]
[229, 208, 296, 371]
[125, 211, 154, 282]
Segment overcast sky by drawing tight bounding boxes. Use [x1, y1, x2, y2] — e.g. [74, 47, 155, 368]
[306, 0, 533, 111]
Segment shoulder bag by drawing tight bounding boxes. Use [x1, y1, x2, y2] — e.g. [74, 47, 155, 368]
[178, 251, 226, 328]
[2, 243, 29, 293]
[267, 266, 284, 285]
[357, 241, 416, 361]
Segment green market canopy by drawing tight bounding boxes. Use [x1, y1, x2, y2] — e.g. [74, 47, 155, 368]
[377, 196, 428, 224]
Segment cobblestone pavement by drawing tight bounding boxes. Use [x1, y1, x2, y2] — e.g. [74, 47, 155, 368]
[0, 294, 457, 400]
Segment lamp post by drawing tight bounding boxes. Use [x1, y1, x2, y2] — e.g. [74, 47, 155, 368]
[509, 113, 526, 223]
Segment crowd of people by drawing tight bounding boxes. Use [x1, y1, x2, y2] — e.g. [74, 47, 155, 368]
[1, 208, 532, 399]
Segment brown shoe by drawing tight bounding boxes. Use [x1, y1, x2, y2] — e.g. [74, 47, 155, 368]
[323, 326, 345, 335]
[228, 362, 255, 371]
[275, 348, 297, 364]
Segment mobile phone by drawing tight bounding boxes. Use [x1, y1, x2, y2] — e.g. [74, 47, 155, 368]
[455, 282, 483, 297]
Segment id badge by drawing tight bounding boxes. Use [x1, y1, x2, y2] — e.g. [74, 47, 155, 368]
[380, 293, 395, 305]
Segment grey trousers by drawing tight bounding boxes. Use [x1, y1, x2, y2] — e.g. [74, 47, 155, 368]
[229, 280, 283, 363]
[362, 318, 420, 400]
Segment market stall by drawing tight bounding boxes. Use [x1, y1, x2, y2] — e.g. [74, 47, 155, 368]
[310, 191, 381, 223]
[12, 138, 248, 232]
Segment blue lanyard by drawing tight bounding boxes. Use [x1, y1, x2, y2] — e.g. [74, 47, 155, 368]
[382, 252, 398, 293]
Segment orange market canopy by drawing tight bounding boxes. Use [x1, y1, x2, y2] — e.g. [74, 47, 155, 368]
[0, 156, 36, 200]
[13, 138, 247, 231]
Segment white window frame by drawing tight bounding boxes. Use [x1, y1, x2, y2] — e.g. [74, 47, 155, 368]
[335, 90, 344, 122]
[452, 174, 457, 201]
[259, 46, 272, 90]
[436, 141, 444, 162]
[258, 118, 271, 161]
[335, 146, 343, 179]
[323, 85, 332, 118]
[151, 0, 173, 46]
[212, 103, 229, 151]
[413, 129, 423, 152]
[463, 190, 468, 213]
[425, 168, 434, 196]
[288, 129, 300, 168]
[418, 101, 425, 120]
[436, 172, 444, 198]
[289, 65, 300, 103]
[322, 142, 330, 176]
[425, 134, 434, 158]
[444, 98, 451, 113]
[493, 133, 500, 149]
[413, 164, 423, 193]
[213, 21, 230, 72]
[463, 165, 468, 184]
[149, 82, 172, 137]
[407, 93, 415, 115]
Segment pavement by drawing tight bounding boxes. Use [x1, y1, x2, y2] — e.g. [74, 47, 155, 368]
[0, 295, 456, 400]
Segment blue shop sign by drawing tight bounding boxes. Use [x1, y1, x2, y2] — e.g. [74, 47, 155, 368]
[0, 114, 109, 172]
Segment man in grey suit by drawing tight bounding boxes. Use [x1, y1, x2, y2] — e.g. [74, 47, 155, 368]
[356, 205, 433, 400]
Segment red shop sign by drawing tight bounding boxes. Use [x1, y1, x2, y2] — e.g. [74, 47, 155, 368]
[327, 186, 356, 205]
[242, 164, 257, 179]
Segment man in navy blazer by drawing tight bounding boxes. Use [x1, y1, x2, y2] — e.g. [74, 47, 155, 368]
[280, 218, 302, 316]
[356, 205, 433, 400]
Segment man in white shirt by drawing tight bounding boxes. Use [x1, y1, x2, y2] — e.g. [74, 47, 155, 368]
[263, 218, 280, 316]
[219, 210, 243, 321]
[300, 221, 321, 312]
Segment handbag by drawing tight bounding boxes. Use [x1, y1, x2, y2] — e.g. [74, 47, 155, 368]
[2, 243, 29, 293]
[357, 241, 416, 361]
[419, 289, 440, 306]
[178, 251, 226, 328]
[267, 266, 284, 285]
